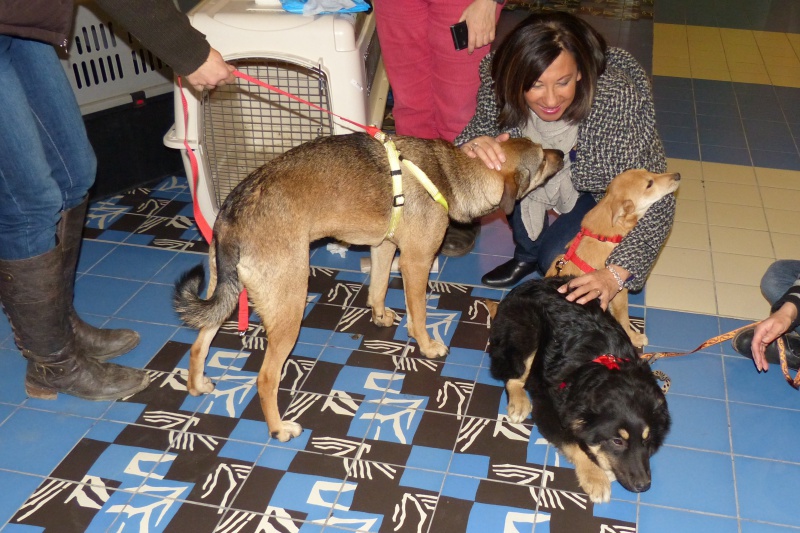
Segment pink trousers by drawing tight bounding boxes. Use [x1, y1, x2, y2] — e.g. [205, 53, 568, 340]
[373, 0, 497, 143]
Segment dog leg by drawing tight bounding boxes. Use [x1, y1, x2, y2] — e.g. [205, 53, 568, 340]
[610, 290, 648, 347]
[398, 251, 447, 359]
[187, 248, 220, 396]
[506, 353, 534, 423]
[562, 443, 612, 503]
[367, 242, 398, 328]
[187, 325, 218, 395]
[247, 267, 306, 443]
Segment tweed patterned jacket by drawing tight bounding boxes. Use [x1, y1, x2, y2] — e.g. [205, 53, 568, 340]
[455, 48, 672, 291]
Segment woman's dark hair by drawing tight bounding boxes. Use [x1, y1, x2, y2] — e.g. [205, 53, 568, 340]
[491, 12, 607, 130]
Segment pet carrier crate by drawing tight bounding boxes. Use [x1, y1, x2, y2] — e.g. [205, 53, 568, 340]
[60, 1, 183, 198]
[61, 0, 174, 114]
[163, 0, 389, 227]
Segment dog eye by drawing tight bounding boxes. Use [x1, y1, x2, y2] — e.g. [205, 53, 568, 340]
[611, 437, 625, 447]
[646, 180, 653, 188]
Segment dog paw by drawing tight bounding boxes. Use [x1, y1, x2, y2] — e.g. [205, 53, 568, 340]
[420, 340, 449, 359]
[372, 308, 396, 328]
[188, 376, 215, 396]
[507, 397, 532, 424]
[271, 421, 303, 442]
[629, 331, 649, 348]
[579, 469, 612, 503]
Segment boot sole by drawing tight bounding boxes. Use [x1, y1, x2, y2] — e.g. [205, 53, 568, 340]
[25, 373, 151, 401]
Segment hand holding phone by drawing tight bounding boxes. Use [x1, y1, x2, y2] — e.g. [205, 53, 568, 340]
[450, 21, 469, 51]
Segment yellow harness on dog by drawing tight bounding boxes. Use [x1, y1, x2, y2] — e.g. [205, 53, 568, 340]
[376, 132, 449, 239]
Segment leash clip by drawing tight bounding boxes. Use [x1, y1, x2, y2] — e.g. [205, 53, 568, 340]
[554, 258, 565, 275]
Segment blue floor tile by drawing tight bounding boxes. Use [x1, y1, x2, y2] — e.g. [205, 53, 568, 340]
[640, 446, 737, 516]
[89, 245, 177, 282]
[73, 274, 144, 317]
[700, 144, 753, 166]
[730, 403, 800, 462]
[645, 309, 721, 352]
[736, 456, 800, 527]
[115, 283, 184, 326]
[0, 408, 95, 476]
[652, 351, 726, 399]
[725, 355, 800, 410]
[0, 470, 49, 528]
[665, 394, 731, 452]
[638, 505, 739, 533]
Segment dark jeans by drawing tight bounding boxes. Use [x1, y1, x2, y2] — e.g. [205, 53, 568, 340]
[510, 192, 597, 276]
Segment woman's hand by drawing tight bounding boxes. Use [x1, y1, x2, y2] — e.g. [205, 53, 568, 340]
[557, 265, 629, 310]
[460, 0, 498, 54]
[185, 48, 236, 92]
[750, 302, 797, 371]
[460, 132, 510, 171]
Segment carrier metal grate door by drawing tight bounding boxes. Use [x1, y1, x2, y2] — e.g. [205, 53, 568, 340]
[201, 58, 334, 205]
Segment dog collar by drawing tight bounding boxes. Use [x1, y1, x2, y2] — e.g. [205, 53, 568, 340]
[554, 227, 623, 275]
[559, 354, 630, 389]
[377, 133, 449, 239]
[592, 353, 630, 370]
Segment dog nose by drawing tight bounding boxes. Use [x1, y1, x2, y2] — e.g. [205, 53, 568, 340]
[672, 172, 681, 181]
[632, 480, 651, 492]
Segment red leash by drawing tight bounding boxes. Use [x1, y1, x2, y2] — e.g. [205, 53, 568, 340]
[178, 71, 387, 333]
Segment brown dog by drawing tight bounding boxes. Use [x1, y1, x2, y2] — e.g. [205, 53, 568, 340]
[545, 169, 680, 347]
[174, 132, 563, 441]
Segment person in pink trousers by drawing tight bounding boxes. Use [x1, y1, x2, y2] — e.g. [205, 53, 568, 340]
[373, 0, 503, 256]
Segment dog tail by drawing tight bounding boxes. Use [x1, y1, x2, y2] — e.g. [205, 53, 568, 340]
[173, 245, 241, 330]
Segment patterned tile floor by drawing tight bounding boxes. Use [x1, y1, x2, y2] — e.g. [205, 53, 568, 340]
[2, 0, 800, 532]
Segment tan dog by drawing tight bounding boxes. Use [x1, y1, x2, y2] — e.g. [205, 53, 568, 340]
[545, 169, 680, 347]
[174, 132, 563, 441]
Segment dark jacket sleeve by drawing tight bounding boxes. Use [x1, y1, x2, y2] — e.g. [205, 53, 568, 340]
[95, 0, 210, 76]
[571, 49, 671, 291]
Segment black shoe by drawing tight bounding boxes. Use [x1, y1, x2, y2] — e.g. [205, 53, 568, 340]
[481, 259, 538, 288]
[732, 327, 800, 370]
[441, 221, 480, 257]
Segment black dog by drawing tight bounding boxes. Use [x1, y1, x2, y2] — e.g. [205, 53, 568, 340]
[489, 276, 671, 503]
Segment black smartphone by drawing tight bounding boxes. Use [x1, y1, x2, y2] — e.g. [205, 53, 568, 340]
[450, 21, 469, 51]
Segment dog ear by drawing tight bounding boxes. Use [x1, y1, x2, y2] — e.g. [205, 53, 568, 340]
[611, 198, 635, 227]
[499, 174, 520, 215]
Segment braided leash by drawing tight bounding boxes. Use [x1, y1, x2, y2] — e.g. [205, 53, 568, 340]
[643, 321, 800, 391]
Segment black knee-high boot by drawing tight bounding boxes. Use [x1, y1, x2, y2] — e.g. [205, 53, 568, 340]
[0, 248, 150, 401]
[59, 197, 140, 360]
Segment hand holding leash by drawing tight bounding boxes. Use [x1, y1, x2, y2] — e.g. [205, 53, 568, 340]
[185, 48, 235, 92]
[751, 304, 796, 371]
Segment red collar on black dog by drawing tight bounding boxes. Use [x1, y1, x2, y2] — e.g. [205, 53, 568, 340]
[559, 354, 630, 389]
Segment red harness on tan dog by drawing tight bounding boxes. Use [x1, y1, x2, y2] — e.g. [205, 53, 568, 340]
[554, 227, 624, 274]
